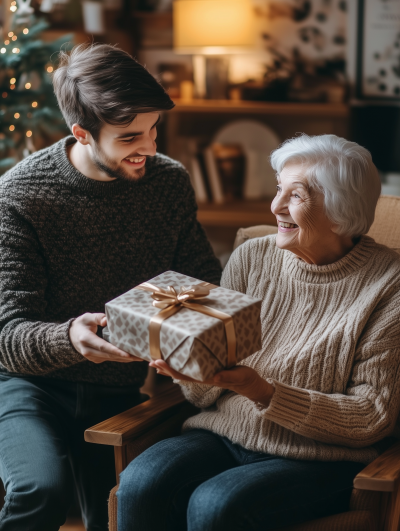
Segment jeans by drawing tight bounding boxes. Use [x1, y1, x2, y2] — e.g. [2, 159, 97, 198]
[117, 429, 365, 531]
[0, 372, 145, 531]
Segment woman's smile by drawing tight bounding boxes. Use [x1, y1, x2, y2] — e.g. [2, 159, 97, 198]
[277, 220, 299, 232]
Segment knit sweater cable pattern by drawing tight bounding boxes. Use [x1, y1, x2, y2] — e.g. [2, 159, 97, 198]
[181, 235, 400, 463]
[0, 137, 222, 386]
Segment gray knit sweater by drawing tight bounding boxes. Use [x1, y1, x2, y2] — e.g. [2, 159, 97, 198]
[0, 136, 222, 386]
[181, 235, 400, 463]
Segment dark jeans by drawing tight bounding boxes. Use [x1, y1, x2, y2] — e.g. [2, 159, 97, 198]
[0, 372, 144, 531]
[117, 429, 365, 531]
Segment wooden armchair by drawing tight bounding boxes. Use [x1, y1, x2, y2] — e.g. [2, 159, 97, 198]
[85, 195, 400, 531]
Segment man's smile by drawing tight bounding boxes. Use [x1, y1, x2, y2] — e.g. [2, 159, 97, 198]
[123, 156, 146, 168]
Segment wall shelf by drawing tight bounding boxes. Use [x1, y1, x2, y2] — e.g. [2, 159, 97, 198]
[171, 100, 350, 117]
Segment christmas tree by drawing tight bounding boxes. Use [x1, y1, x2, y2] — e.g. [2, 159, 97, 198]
[0, 0, 71, 175]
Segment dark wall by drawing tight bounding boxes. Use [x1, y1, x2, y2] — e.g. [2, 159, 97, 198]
[351, 105, 400, 172]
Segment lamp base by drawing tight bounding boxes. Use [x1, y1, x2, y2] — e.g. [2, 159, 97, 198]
[206, 56, 229, 99]
[192, 55, 229, 99]
[193, 55, 206, 99]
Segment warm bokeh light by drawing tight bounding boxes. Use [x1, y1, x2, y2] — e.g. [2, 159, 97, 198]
[23, 28, 29, 35]
[12, 36, 17, 41]
[2, 92, 7, 98]
[10, 5, 17, 11]
[12, 48, 20, 53]
[10, 84, 15, 90]
[46, 66, 54, 73]
[8, 32, 13, 37]
[1, 48, 6, 54]
[11, 1, 17, 5]
[32, 101, 38, 108]
[14, 113, 20, 119]
[4, 40, 10, 45]
[25, 82, 31, 89]
[10, 78, 16, 84]
[26, 131, 32, 137]
[9, 125, 15, 131]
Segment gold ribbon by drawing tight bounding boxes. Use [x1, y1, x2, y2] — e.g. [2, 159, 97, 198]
[135, 282, 237, 368]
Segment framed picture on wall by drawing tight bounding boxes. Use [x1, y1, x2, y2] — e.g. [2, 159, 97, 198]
[356, 0, 400, 100]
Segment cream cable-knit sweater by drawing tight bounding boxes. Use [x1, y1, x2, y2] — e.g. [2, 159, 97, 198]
[180, 235, 400, 463]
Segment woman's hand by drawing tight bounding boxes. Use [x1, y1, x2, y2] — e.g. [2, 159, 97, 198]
[149, 360, 275, 408]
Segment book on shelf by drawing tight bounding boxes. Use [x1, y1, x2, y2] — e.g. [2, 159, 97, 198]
[175, 135, 277, 205]
[189, 156, 208, 203]
[177, 137, 251, 204]
[175, 136, 222, 204]
[196, 150, 213, 201]
[203, 146, 225, 204]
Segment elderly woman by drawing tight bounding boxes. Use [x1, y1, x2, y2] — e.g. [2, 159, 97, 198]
[117, 134, 400, 531]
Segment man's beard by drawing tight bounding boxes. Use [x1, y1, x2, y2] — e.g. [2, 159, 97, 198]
[92, 143, 147, 181]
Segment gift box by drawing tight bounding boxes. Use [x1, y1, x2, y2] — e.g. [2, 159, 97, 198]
[104, 271, 262, 381]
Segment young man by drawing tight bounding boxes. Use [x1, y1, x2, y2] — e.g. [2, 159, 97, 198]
[0, 44, 221, 531]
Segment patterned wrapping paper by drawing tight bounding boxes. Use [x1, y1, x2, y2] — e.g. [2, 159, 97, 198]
[105, 271, 262, 381]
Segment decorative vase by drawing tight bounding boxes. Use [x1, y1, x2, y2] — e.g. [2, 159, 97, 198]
[82, 1, 105, 35]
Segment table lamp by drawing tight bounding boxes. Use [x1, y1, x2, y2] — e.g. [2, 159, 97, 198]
[173, 0, 255, 99]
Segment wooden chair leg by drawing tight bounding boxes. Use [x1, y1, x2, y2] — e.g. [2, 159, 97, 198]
[114, 446, 128, 485]
[379, 480, 400, 531]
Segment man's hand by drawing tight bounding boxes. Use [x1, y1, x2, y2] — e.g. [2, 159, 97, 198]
[149, 360, 275, 407]
[69, 313, 143, 364]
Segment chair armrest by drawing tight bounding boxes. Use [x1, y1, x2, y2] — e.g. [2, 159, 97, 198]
[85, 383, 186, 447]
[354, 440, 400, 492]
[233, 225, 278, 250]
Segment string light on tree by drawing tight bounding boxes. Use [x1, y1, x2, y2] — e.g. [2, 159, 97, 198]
[0, 0, 70, 175]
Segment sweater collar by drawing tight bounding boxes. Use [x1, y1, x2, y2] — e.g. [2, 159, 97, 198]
[282, 235, 376, 283]
[52, 136, 140, 197]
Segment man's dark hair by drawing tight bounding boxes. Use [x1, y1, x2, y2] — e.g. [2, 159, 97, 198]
[53, 43, 175, 140]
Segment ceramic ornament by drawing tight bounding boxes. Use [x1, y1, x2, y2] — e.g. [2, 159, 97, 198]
[15, 0, 34, 23]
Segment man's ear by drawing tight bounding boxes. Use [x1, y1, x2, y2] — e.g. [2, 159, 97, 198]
[71, 124, 91, 145]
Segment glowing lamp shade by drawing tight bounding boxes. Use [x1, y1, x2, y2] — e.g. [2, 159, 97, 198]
[173, 0, 255, 54]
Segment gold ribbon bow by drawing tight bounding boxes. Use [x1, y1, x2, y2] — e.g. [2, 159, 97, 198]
[136, 282, 237, 368]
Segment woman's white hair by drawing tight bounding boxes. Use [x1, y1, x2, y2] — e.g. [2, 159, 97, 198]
[270, 134, 381, 237]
